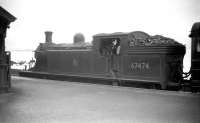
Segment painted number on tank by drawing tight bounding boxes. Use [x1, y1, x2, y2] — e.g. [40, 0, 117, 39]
[130, 62, 150, 70]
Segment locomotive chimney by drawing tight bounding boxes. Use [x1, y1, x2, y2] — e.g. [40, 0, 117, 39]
[45, 31, 53, 43]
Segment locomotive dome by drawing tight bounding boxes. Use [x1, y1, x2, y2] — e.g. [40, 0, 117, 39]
[73, 33, 85, 44]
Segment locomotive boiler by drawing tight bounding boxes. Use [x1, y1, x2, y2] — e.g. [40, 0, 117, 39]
[27, 30, 186, 90]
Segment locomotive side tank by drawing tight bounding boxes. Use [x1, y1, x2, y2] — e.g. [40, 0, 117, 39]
[33, 31, 185, 89]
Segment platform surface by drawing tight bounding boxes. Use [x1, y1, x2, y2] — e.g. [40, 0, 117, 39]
[0, 76, 200, 123]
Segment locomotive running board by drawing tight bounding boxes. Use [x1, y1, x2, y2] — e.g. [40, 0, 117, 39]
[19, 71, 177, 90]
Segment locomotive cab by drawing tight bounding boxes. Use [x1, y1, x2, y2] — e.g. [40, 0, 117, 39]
[189, 22, 200, 91]
[99, 38, 121, 56]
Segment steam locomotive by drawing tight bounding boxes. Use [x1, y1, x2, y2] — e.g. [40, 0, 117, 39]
[20, 22, 200, 91]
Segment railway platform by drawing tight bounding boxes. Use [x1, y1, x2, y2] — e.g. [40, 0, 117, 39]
[0, 76, 200, 123]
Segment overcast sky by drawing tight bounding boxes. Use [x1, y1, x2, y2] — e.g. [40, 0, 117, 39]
[0, 0, 200, 70]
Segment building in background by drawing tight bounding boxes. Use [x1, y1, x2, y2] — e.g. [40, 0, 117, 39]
[0, 6, 16, 92]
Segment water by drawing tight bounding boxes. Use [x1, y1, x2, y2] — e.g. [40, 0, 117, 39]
[10, 51, 35, 62]
[10, 50, 35, 70]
